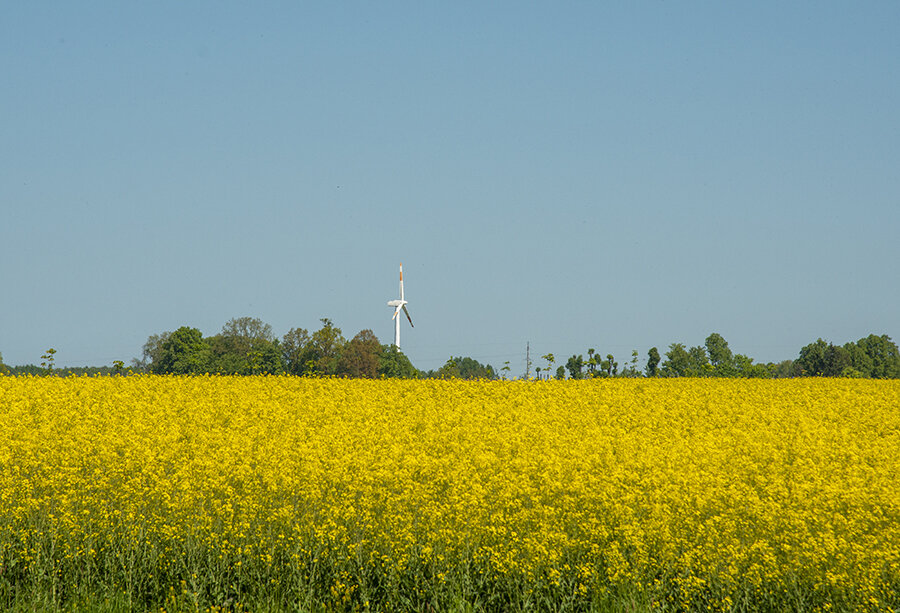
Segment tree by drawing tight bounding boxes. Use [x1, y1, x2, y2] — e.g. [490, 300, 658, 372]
[705, 333, 736, 376]
[566, 355, 584, 380]
[281, 320, 346, 376]
[852, 334, 900, 378]
[586, 348, 598, 377]
[733, 354, 772, 378]
[843, 341, 874, 378]
[134, 332, 171, 372]
[646, 347, 660, 377]
[797, 339, 829, 376]
[797, 339, 851, 377]
[208, 317, 283, 374]
[555, 365, 566, 380]
[542, 353, 556, 376]
[661, 343, 690, 377]
[41, 348, 57, 373]
[282, 327, 312, 375]
[151, 327, 211, 374]
[772, 360, 801, 378]
[687, 346, 711, 376]
[308, 319, 346, 376]
[823, 344, 851, 376]
[604, 353, 618, 377]
[620, 350, 641, 378]
[378, 345, 418, 378]
[435, 356, 497, 380]
[336, 330, 383, 378]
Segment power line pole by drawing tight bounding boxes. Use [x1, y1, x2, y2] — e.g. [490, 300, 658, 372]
[525, 341, 532, 379]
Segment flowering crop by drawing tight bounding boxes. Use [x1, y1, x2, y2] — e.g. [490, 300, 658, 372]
[1, 375, 898, 611]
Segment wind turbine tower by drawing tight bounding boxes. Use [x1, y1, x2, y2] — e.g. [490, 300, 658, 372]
[387, 263, 413, 349]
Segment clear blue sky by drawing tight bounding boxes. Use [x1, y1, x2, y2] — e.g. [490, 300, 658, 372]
[2, 2, 898, 373]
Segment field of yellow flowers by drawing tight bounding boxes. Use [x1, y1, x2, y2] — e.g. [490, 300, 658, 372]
[1, 375, 898, 612]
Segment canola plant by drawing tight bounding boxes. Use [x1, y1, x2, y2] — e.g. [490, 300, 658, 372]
[0, 375, 898, 612]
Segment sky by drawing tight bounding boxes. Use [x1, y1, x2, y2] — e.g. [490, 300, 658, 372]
[2, 2, 898, 374]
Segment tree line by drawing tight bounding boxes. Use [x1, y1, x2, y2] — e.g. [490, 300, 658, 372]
[543, 332, 900, 380]
[1, 321, 897, 379]
[128, 317, 419, 378]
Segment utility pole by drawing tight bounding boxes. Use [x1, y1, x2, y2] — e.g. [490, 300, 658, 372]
[525, 341, 532, 379]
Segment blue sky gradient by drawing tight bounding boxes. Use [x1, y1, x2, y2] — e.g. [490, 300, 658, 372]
[2, 2, 898, 373]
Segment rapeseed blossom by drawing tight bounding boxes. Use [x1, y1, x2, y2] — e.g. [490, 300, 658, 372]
[0, 375, 897, 611]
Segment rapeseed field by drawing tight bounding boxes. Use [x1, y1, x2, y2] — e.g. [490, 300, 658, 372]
[0, 375, 898, 612]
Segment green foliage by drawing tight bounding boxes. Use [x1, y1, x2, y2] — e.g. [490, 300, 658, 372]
[378, 345, 418, 378]
[151, 327, 211, 375]
[281, 327, 312, 375]
[660, 343, 689, 377]
[646, 347, 660, 377]
[797, 334, 899, 379]
[336, 330, 382, 378]
[565, 354, 584, 379]
[306, 318, 347, 376]
[208, 317, 283, 375]
[40, 347, 57, 373]
[619, 350, 642, 378]
[797, 338, 851, 377]
[851, 334, 900, 378]
[705, 332, 737, 376]
[433, 356, 497, 380]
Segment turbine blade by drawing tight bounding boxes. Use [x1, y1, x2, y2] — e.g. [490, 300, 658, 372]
[399, 263, 404, 301]
[392, 304, 402, 320]
[402, 305, 413, 327]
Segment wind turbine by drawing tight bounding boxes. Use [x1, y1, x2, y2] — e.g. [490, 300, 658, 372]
[387, 263, 413, 349]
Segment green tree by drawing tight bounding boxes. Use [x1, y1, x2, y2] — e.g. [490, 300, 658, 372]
[661, 343, 690, 377]
[555, 365, 566, 380]
[604, 353, 618, 377]
[542, 353, 556, 377]
[566, 355, 584, 379]
[852, 334, 900, 378]
[797, 339, 828, 376]
[843, 341, 874, 377]
[586, 348, 598, 377]
[307, 318, 346, 376]
[646, 347, 660, 377]
[772, 360, 801, 378]
[134, 332, 171, 373]
[378, 346, 418, 378]
[733, 354, 772, 378]
[797, 339, 851, 377]
[688, 346, 711, 376]
[208, 317, 283, 374]
[705, 333, 736, 376]
[40, 348, 57, 373]
[620, 350, 641, 378]
[435, 356, 497, 380]
[151, 327, 211, 374]
[282, 327, 312, 375]
[797, 338, 853, 377]
[336, 330, 383, 378]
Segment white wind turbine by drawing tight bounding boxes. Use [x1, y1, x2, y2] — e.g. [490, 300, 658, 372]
[387, 263, 413, 349]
